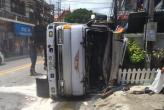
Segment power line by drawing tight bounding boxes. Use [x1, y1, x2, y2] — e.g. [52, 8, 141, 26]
[2, 1, 111, 12]
[86, 7, 112, 10]
[61, 1, 111, 4]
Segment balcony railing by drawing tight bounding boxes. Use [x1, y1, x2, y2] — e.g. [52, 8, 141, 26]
[0, 9, 34, 24]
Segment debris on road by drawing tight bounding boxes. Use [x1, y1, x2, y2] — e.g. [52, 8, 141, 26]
[95, 86, 164, 110]
[25, 96, 37, 102]
[100, 85, 130, 99]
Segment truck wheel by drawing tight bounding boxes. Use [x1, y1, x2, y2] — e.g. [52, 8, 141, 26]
[36, 78, 49, 98]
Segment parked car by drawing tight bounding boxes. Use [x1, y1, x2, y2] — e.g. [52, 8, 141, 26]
[0, 51, 4, 65]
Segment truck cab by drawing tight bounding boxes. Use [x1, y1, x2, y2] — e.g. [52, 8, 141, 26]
[45, 22, 112, 98]
[36, 21, 127, 99]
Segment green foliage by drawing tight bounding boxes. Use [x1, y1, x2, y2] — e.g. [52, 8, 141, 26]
[128, 40, 145, 63]
[152, 48, 164, 59]
[64, 8, 92, 23]
[151, 48, 164, 68]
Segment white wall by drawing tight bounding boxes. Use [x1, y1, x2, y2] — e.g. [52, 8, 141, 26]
[124, 33, 164, 49]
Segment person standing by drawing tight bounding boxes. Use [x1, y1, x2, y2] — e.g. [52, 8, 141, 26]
[29, 37, 37, 75]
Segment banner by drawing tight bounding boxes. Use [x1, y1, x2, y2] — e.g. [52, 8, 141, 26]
[14, 23, 32, 37]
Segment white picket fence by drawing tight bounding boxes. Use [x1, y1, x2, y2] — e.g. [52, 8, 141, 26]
[118, 68, 157, 85]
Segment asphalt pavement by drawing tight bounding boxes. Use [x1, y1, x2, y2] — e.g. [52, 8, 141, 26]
[0, 57, 55, 110]
[0, 57, 96, 110]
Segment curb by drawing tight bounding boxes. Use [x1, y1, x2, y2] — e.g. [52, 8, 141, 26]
[5, 55, 29, 62]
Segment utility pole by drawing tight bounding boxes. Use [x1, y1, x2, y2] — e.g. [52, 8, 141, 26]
[42, 0, 45, 24]
[144, 0, 157, 68]
[52, 4, 55, 22]
[113, 0, 118, 28]
[48, 0, 54, 23]
[57, 0, 61, 21]
[148, 0, 154, 21]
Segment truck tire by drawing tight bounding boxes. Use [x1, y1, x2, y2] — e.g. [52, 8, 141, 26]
[36, 78, 49, 98]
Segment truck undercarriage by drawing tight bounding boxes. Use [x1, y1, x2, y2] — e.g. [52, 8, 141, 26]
[85, 26, 112, 92]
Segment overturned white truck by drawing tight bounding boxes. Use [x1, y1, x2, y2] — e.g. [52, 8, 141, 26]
[36, 22, 127, 98]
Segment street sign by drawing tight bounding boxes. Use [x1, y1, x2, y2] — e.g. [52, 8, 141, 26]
[144, 22, 157, 41]
[14, 23, 32, 37]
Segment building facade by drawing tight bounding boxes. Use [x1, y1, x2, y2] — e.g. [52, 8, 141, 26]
[0, 0, 54, 58]
[55, 10, 70, 22]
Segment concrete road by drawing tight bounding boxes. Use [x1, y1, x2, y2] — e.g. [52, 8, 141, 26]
[0, 57, 56, 110]
[0, 57, 96, 110]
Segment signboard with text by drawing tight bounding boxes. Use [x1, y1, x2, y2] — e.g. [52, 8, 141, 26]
[14, 23, 32, 37]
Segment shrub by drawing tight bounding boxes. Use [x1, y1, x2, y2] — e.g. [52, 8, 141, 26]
[128, 40, 145, 63]
[151, 48, 164, 68]
[122, 39, 145, 69]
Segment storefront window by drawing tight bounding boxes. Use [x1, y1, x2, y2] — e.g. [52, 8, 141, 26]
[0, 0, 5, 9]
[0, 20, 32, 58]
[10, 0, 25, 15]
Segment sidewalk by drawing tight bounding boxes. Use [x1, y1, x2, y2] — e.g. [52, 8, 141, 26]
[5, 55, 29, 62]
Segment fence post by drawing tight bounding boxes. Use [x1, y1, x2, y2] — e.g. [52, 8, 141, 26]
[135, 68, 141, 84]
[130, 68, 136, 84]
[127, 69, 132, 84]
[118, 69, 123, 84]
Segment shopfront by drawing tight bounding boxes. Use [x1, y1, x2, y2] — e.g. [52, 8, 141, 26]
[0, 19, 33, 58]
[0, 20, 9, 57]
[13, 23, 33, 56]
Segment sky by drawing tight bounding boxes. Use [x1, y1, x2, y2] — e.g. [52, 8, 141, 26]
[46, 0, 113, 16]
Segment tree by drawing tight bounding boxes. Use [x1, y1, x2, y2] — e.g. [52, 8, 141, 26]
[64, 8, 92, 23]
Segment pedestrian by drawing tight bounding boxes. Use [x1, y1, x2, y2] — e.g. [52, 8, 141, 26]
[29, 37, 37, 75]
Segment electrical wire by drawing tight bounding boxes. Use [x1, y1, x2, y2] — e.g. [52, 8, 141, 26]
[86, 7, 112, 10]
[61, 1, 111, 4]
[1, 0, 113, 17]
